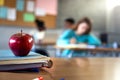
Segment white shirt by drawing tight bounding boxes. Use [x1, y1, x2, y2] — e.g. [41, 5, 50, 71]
[30, 29, 45, 49]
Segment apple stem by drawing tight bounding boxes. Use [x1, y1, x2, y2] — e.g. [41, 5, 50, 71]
[21, 29, 22, 36]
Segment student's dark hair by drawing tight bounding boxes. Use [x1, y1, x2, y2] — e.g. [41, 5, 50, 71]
[65, 18, 75, 24]
[35, 19, 46, 30]
[73, 17, 92, 35]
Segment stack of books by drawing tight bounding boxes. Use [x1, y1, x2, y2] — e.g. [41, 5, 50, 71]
[0, 50, 52, 71]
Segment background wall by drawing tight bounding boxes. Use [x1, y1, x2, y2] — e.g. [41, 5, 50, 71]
[57, 0, 106, 32]
[106, 0, 120, 43]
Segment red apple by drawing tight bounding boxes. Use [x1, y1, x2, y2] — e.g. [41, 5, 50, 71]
[9, 30, 34, 56]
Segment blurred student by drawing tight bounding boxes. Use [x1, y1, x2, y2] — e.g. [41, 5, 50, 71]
[30, 19, 49, 56]
[64, 18, 75, 29]
[57, 17, 101, 57]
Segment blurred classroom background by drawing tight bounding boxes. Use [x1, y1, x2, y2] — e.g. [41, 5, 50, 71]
[0, 0, 120, 57]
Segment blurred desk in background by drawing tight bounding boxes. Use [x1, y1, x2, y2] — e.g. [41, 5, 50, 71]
[55, 45, 120, 57]
[55, 45, 120, 52]
[0, 58, 120, 80]
[41, 41, 56, 46]
[34, 40, 56, 47]
[35, 39, 56, 46]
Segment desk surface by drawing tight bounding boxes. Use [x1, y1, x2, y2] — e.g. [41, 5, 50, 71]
[41, 41, 55, 46]
[0, 58, 120, 80]
[35, 41, 56, 46]
[55, 45, 120, 52]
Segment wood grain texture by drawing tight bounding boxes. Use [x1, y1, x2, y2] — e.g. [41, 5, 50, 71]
[0, 58, 120, 80]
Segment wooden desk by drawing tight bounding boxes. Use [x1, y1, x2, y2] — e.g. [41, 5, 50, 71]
[55, 45, 120, 52]
[35, 41, 56, 46]
[41, 41, 56, 46]
[0, 58, 120, 80]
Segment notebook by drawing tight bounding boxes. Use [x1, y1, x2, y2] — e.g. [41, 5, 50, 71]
[0, 50, 51, 71]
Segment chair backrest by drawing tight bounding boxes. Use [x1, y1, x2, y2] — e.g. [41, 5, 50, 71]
[99, 33, 108, 44]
